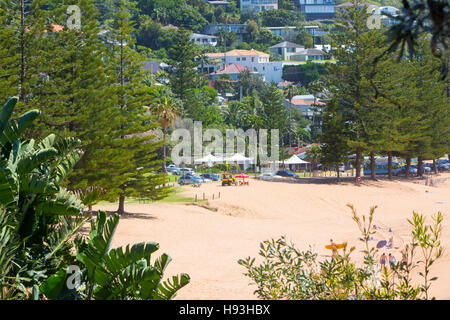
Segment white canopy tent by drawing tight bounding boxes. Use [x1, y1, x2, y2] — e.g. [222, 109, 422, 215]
[194, 154, 224, 164]
[225, 153, 253, 162]
[225, 153, 255, 170]
[284, 155, 309, 165]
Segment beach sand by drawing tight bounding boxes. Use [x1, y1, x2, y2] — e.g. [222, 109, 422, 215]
[94, 173, 450, 299]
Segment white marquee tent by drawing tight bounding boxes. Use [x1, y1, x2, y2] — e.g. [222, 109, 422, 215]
[284, 155, 310, 165]
[194, 154, 224, 164]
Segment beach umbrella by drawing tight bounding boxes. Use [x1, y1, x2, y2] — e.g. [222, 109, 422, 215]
[377, 240, 387, 248]
[235, 173, 249, 179]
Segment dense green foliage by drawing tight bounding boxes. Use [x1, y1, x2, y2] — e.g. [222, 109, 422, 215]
[317, 5, 449, 179]
[239, 205, 444, 300]
[283, 63, 329, 87]
[0, 97, 189, 300]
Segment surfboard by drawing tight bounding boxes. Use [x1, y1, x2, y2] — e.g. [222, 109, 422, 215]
[325, 243, 346, 250]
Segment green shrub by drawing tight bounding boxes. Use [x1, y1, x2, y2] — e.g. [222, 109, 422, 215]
[239, 204, 444, 300]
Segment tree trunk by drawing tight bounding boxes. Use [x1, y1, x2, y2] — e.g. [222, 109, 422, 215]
[417, 156, 423, 177]
[388, 152, 392, 179]
[433, 159, 438, 174]
[405, 156, 411, 178]
[336, 164, 340, 183]
[355, 148, 361, 179]
[162, 128, 167, 172]
[370, 152, 376, 180]
[118, 195, 125, 215]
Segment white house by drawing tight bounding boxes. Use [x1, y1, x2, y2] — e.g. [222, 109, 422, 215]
[190, 33, 218, 47]
[240, 0, 278, 13]
[269, 42, 327, 61]
[200, 49, 283, 83]
[268, 41, 305, 61]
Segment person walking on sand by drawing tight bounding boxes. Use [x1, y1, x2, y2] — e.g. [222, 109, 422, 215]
[330, 239, 338, 259]
[401, 253, 407, 269]
[380, 253, 387, 271]
[389, 253, 396, 269]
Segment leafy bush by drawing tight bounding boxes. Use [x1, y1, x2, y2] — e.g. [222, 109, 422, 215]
[239, 204, 444, 300]
[41, 211, 190, 300]
[0, 97, 189, 300]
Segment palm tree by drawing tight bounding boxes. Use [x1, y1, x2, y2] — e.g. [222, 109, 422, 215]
[284, 84, 300, 148]
[150, 92, 181, 174]
[305, 145, 321, 171]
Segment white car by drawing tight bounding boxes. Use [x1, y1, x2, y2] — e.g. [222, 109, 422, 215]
[198, 176, 212, 183]
[179, 168, 195, 175]
[259, 173, 282, 181]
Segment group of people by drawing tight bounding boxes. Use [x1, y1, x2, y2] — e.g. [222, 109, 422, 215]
[380, 252, 408, 271]
[329, 238, 408, 271]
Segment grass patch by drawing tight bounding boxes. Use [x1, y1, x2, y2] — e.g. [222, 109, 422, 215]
[158, 187, 196, 203]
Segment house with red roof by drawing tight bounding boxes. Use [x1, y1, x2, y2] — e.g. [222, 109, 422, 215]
[284, 94, 325, 118]
[199, 49, 283, 83]
[209, 63, 260, 81]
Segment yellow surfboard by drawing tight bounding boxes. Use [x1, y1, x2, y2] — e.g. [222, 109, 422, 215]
[325, 243, 346, 250]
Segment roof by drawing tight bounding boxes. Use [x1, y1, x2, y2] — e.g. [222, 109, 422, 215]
[292, 143, 321, 155]
[269, 41, 304, 49]
[265, 26, 297, 30]
[291, 48, 325, 57]
[211, 63, 256, 75]
[277, 80, 294, 88]
[141, 61, 162, 74]
[161, 24, 178, 30]
[48, 24, 64, 32]
[286, 95, 325, 106]
[203, 49, 269, 58]
[207, 0, 230, 4]
[288, 99, 325, 106]
[305, 48, 325, 55]
[191, 33, 217, 39]
[336, 1, 376, 7]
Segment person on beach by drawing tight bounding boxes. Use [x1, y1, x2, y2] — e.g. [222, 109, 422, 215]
[330, 239, 338, 259]
[380, 253, 387, 271]
[389, 253, 396, 269]
[386, 236, 393, 249]
[401, 253, 407, 269]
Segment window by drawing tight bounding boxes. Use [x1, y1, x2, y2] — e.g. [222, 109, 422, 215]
[237, 57, 240, 61]
[242, 57, 246, 61]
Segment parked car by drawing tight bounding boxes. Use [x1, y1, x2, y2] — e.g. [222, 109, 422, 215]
[410, 164, 431, 173]
[198, 176, 212, 183]
[338, 164, 346, 172]
[363, 162, 402, 176]
[200, 173, 220, 181]
[166, 164, 181, 174]
[179, 168, 195, 176]
[400, 165, 417, 175]
[178, 175, 202, 185]
[259, 173, 282, 181]
[275, 170, 299, 178]
[437, 163, 449, 171]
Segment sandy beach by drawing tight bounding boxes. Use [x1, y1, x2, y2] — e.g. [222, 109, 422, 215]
[94, 173, 450, 299]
